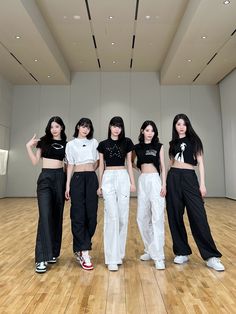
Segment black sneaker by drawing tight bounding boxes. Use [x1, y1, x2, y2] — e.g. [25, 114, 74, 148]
[48, 257, 57, 264]
[35, 261, 47, 273]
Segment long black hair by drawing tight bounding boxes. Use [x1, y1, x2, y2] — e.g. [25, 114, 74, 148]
[169, 113, 203, 159]
[138, 120, 159, 145]
[73, 118, 94, 139]
[40, 116, 66, 143]
[108, 116, 125, 141]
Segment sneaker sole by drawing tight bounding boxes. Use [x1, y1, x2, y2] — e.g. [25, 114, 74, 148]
[35, 268, 47, 273]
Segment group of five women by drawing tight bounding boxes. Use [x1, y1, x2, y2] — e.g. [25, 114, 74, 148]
[26, 114, 225, 274]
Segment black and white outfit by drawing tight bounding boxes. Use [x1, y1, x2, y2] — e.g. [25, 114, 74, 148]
[66, 138, 99, 253]
[35, 139, 66, 263]
[97, 138, 133, 265]
[166, 137, 222, 260]
[135, 143, 165, 261]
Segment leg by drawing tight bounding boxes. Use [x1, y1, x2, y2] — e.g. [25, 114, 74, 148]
[51, 170, 66, 258]
[117, 171, 130, 260]
[149, 174, 165, 261]
[85, 172, 99, 249]
[102, 171, 121, 265]
[70, 172, 86, 252]
[35, 171, 54, 263]
[183, 171, 222, 260]
[166, 169, 192, 256]
[137, 175, 152, 255]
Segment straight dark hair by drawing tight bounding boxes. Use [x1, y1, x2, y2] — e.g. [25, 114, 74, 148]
[108, 116, 125, 141]
[138, 120, 159, 145]
[73, 118, 94, 139]
[169, 113, 203, 159]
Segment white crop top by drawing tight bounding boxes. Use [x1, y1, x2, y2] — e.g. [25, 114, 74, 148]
[66, 138, 99, 165]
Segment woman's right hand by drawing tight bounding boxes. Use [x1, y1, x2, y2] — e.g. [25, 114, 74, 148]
[65, 188, 70, 200]
[26, 134, 40, 148]
[97, 187, 103, 197]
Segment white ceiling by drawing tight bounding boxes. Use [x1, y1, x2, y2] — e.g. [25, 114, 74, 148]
[0, 0, 235, 85]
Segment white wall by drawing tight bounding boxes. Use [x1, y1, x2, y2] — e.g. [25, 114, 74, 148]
[0, 74, 12, 198]
[7, 72, 225, 197]
[219, 69, 236, 200]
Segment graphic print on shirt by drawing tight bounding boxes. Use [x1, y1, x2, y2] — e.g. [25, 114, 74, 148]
[145, 149, 157, 157]
[174, 142, 187, 162]
[107, 144, 122, 159]
[51, 143, 64, 150]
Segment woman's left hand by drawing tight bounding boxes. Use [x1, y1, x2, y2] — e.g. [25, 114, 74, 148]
[130, 183, 136, 193]
[200, 184, 207, 197]
[160, 186, 166, 197]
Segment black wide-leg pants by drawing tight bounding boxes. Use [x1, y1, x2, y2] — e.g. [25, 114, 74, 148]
[35, 168, 66, 263]
[70, 171, 98, 253]
[166, 168, 222, 260]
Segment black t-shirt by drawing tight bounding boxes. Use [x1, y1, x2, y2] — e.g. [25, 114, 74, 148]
[134, 142, 162, 173]
[172, 137, 197, 166]
[97, 137, 134, 166]
[36, 139, 66, 161]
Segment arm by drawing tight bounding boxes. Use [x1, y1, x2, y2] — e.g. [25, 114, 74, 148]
[159, 146, 166, 197]
[65, 164, 74, 200]
[131, 150, 139, 171]
[97, 153, 105, 196]
[26, 134, 41, 165]
[197, 154, 207, 197]
[126, 151, 136, 192]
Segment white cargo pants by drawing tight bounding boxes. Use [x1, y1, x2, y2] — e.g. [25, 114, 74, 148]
[102, 169, 130, 265]
[137, 173, 165, 261]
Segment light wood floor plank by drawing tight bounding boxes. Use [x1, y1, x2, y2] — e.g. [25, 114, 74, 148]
[0, 197, 235, 313]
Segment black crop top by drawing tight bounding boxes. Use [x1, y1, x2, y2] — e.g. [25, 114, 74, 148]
[97, 137, 134, 166]
[171, 137, 197, 166]
[36, 139, 66, 161]
[134, 142, 162, 173]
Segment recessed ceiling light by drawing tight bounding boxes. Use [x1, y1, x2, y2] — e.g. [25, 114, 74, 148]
[201, 36, 207, 39]
[145, 15, 151, 19]
[63, 15, 67, 19]
[112, 61, 116, 64]
[15, 35, 21, 39]
[111, 42, 115, 45]
[223, 0, 230, 4]
[34, 59, 38, 62]
[108, 16, 113, 19]
[73, 15, 81, 20]
[47, 75, 51, 78]
[177, 75, 181, 78]
[187, 59, 192, 62]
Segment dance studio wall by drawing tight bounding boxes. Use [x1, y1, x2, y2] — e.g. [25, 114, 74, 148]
[7, 72, 225, 197]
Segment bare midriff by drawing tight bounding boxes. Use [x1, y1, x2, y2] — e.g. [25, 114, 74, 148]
[74, 163, 96, 172]
[105, 166, 126, 170]
[140, 163, 157, 173]
[42, 158, 64, 169]
[171, 160, 194, 170]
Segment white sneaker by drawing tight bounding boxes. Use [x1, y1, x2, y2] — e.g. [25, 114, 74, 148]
[75, 251, 94, 270]
[206, 257, 225, 271]
[140, 253, 151, 261]
[35, 261, 47, 273]
[155, 260, 165, 270]
[174, 255, 189, 264]
[108, 264, 118, 271]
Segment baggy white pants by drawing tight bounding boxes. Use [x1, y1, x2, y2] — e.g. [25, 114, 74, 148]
[102, 169, 130, 264]
[137, 173, 165, 261]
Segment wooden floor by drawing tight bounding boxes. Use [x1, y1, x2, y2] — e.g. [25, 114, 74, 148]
[0, 197, 236, 314]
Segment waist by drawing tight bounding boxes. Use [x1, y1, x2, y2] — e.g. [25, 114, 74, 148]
[41, 168, 64, 173]
[172, 160, 195, 169]
[140, 163, 158, 173]
[105, 166, 126, 170]
[169, 167, 195, 173]
[74, 163, 95, 172]
[42, 158, 64, 168]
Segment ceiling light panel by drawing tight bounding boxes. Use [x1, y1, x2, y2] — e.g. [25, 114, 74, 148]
[88, 0, 136, 71]
[36, 0, 98, 71]
[133, 0, 188, 71]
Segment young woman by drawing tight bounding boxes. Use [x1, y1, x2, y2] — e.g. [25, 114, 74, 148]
[97, 116, 136, 271]
[26, 116, 67, 273]
[65, 118, 99, 271]
[166, 113, 225, 271]
[133, 120, 166, 269]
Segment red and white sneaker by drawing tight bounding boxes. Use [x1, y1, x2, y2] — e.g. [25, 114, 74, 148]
[75, 251, 94, 270]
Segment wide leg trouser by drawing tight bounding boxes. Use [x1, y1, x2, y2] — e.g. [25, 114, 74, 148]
[102, 170, 130, 265]
[70, 171, 98, 252]
[137, 173, 165, 261]
[35, 168, 66, 263]
[166, 168, 222, 260]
